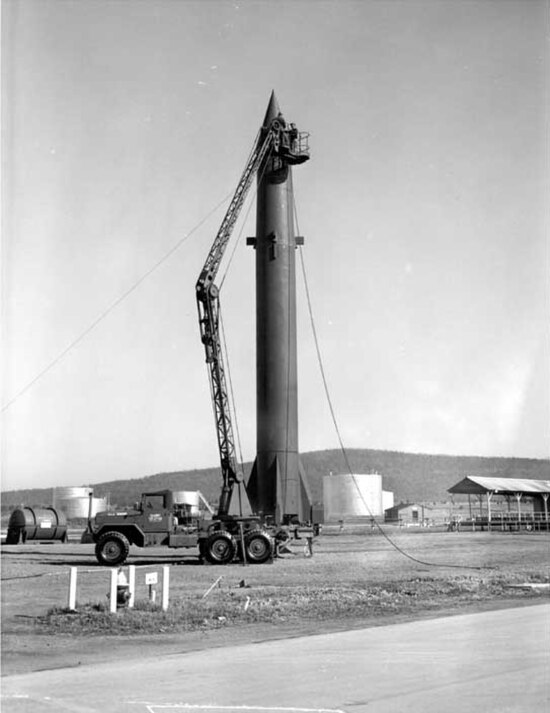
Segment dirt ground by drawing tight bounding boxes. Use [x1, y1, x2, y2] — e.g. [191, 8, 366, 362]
[2, 529, 549, 676]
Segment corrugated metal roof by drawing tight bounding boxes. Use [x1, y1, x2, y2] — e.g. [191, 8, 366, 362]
[448, 476, 550, 495]
[385, 502, 435, 512]
[385, 503, 415, 513]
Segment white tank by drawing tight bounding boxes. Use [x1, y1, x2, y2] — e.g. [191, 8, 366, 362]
[323, 473, 384, 520]
[54, 486, 93, 501]
[58, 496, 107, 518]
[172, 491, 200, 517]
[382, 490, 395, 511]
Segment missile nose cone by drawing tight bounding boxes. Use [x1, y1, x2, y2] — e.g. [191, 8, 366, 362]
[263, 90, 282, 126]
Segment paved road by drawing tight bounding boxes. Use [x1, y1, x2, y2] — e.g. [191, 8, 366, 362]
[2, 604, 549, 713]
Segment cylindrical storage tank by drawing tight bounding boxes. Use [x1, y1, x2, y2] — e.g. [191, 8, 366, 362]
[59, 497, 89, 519]
[54, 486, 93, 501]
[323, 473, 384, 521]
[172, 491, 200, 517]
[382, 490, 395, 512]
[6, 507, 68, 544]
[59, 496, 107, 519]
[91, 497, 108, 516]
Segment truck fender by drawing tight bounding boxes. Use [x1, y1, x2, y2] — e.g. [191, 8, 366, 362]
[94, 525, 145, 548]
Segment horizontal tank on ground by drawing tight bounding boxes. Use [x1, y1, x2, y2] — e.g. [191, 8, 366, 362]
[323, 473, 392, 521]
[6, 506, 67, 544]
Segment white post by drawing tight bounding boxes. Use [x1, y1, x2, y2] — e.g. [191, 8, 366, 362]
[162, 566, 170, 611]
[68, 567, 78, 611]
[109, 568, 118, 613]
[128, 565, 136, 608]
[515, 493, 522, 530]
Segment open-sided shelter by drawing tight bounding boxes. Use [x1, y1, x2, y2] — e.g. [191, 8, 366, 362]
[448, 476, 550, 530]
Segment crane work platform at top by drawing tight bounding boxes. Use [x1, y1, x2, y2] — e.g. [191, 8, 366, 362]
[196, 115, 309, 296]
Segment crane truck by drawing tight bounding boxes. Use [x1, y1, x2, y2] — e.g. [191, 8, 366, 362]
[88, 113, 313, 567]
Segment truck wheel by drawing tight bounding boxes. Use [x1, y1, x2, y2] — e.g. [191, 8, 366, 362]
[244, 532, 272, 564]
[95, 531, 130, 566]
[204, 532, 236, 565]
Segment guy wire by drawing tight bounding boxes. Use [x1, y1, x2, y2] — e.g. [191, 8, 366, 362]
[2, 192, 234, 413]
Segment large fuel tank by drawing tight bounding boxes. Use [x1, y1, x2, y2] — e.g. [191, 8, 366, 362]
[172, 491, 200, 517]
[6, 506, 68, 544]
[323, 473, 384, 521]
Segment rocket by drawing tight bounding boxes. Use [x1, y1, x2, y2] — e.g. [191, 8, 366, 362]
[247, 92, 313, 524]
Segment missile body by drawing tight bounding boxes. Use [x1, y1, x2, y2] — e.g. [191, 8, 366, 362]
[247, 93, 312, 524]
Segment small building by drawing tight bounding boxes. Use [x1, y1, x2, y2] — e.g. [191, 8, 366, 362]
[385, 502, 435, 526]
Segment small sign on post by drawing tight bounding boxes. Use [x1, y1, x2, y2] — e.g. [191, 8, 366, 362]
[146, 571, 158, 603]
[145, 572, 158, 585]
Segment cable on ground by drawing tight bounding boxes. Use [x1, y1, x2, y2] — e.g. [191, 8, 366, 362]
[293, 199, 490, 571]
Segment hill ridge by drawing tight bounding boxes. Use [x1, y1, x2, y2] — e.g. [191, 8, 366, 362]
[2, 448, 549, 510]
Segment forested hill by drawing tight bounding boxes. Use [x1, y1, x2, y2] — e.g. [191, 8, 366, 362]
[3, 449, 549, 510]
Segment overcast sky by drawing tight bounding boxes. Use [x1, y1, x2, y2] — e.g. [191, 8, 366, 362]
[2, 0, 549, 492]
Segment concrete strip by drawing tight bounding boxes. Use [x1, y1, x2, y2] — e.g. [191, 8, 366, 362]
[2, 604, 549, 713]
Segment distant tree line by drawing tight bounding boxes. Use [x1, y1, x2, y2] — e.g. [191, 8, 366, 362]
[2, 448, 549, 513]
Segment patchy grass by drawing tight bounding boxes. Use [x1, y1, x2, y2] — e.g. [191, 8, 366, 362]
[37, 570, 550, 636]
[3, 533, 549, 675]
